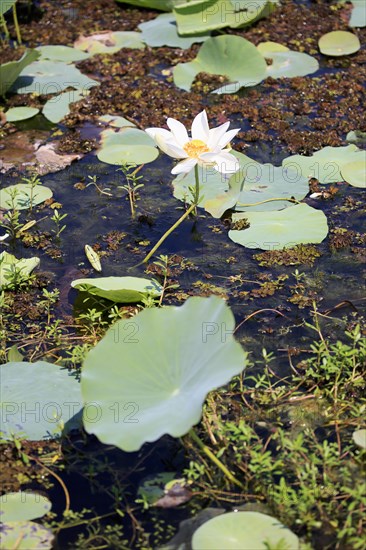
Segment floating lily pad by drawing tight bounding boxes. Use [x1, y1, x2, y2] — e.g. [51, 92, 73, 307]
[348, 0, 366, 27]
[99, 115, 136, 128]
[0, 183, 53, 210]
[229, 203, 328, 250]
[5, 106, 39, 122]
[74, 31, 145, 54]
[0, 361, 82, 441]
[98, 127, 158, 165]
[71, 276, 163, 303]
[0, 252, 40, 290]
[352, 428, 366, 449]
[173, 35, 267, 94]
[0, 49, 40, 97]
[318, 31, 360, 56]
[264, 50, 319, 78]
[36, 45, 90, 62]
[43, 89, 86, 123]
[115, 0, 180, 10]
[257, 41, 289, 54]
[191, 511, 299, 549]
[282, 144, 362, 184]
[174, 0, 276, 36]
[11, 60, 99, 95]
[341, 156, 366, 188]
[81, 296, 247, 452]
[0, 521, 54, 550]
[139, 13, 210, 48]
[0, 492, 52, 522]
[235, 163, 309, 212]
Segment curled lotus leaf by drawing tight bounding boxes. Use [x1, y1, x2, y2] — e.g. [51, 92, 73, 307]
[71, 276, 163, 303]
[0, 251, 40, 289]
[81, 296, 247, 452]
[229, 203, 328, 250]
[173, 35, 267, 94]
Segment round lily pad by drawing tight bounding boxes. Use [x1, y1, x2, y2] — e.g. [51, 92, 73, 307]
[282, 144, 361, 184]
[0, 521, 54, 550]
[74, 31, 144, 54]
[265, 50, 319, 79]
[318, 31, 360, 56]
[0, 183, 53, 210]
[0, 361, 82, 441]
[0, 492, 51, 522]
[341, 157, 366, 188]
[191, 511, 299, 550]
[229, 203, 328, 250]
[352, 429, 366, 449]
[98, 144, 158, 165]
[257, 41, 289, 54]
[81, 296, 247, 452]
[5, 107, 39, 122]
[71, 276, 163, 303]
[36, 45, 90, 62]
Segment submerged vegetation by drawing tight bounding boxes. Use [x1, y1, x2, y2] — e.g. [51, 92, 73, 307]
[0, 0, 365, 548]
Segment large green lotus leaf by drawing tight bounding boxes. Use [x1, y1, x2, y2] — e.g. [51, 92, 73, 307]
[139, 13, 210, 48]
[74, 31, 145, 54]
[265, 50, 319, 78]
[282, 144, 361, 184]
[0, 252, 40, 289]
[0, 49, 40, 96]
[0, 183, 53, 210]
[173, 35, 267, 94]
[341, 157, 366, 188]
[174, 0, 276, 36]
[11, 60, 99, 95]
[0, 361, 82, 441]
[71, 276, 163, 303]
[318, 31, 360, 56]
[0, 0, 16, 16]
[98, 127, 158, 165]
[43, 89, 86, 123]
[115, 0, 184, 11]
[81, 296, 247, 452]
[235, 164, 309, 212]
[229, 203, 328, 250]
[5, 106, 39, 122]
[191, 511, 299, 549]
[101, 127, 155, 148]
[349, 0, 366, 27]
[98, 144, 158, 165]
[0, 521, 54, 549]
[0, 492, 51, 522]
[36, 45, 90, 62]
[352, 428, 366, 449]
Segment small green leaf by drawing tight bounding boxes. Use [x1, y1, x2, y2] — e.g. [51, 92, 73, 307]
[5, 107, 39, 122]
[318, 30, 360, 56]
[0, 492, 52, 522]
[71, 276, 162, 303]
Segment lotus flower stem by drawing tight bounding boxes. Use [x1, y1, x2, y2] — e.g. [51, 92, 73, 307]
[236, 197, 301, 207]
[188, 428, 244, 490]
[141, 164, 201, 265]
[12, 3, 22, 45]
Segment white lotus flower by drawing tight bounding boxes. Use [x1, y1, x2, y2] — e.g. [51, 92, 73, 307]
[146, 110, 240, 175]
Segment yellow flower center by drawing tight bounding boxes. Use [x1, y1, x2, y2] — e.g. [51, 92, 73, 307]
[183, 139, 209, 158]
